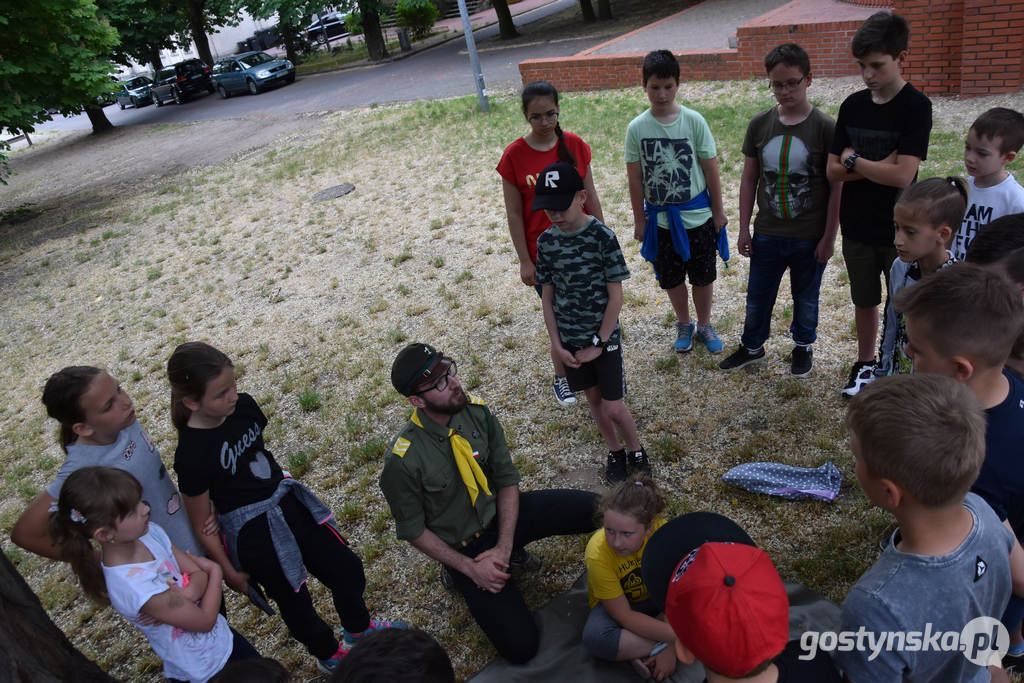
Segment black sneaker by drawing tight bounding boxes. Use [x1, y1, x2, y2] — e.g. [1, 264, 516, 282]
[509, 548, 542, 572]
[718, 345, 765, 370]
[627, 447, 652, 476]
[606, 449, 627, 484]
[841, 361, 877, 398]
[791, 345, 813, 378]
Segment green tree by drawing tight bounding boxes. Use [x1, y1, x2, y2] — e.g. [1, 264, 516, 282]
[182, 0, 241, 66]
[97, 0, 182, 70]
[0, 0, 119, 136]
[245, 0, 335, 64]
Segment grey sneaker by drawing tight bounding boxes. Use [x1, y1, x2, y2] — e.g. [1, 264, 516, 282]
[552, 374, 577, 407]
[439, 564, 456, 593]
[719, 345, 765, 370]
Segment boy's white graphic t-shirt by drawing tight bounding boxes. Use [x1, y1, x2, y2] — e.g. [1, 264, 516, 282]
[953, 173, 1024, 260]
[103, 523, 232, 682]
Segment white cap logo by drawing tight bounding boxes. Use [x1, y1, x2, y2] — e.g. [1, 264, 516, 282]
[543, 170, 561, 188]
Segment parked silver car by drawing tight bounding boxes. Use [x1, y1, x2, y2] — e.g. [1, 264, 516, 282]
[211, 52, 295, 97]
[115, 76, 153, 109]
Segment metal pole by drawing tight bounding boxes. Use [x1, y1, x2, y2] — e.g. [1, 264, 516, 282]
[456, 0, 489, 112]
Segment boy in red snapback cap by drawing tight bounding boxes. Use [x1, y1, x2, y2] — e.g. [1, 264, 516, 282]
[643, 513, 841, 681]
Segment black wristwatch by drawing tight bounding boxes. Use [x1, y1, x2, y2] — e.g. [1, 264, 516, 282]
[844, 153, 860, 172]
[591, 334, 606, 348]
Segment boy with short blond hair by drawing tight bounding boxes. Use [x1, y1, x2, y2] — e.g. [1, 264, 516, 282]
[827, 12, 933, 397]
[626, 49, 728, 355]
[953, 107, 1024, 260]
[840, 373, 1024, 682]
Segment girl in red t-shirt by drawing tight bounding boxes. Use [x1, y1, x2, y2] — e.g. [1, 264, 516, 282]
[496, 81, 605, 407]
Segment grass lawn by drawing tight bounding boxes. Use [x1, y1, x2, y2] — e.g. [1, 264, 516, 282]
[1, 78, 1022, 681]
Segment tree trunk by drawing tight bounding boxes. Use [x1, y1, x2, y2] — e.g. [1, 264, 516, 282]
[491, 0, 519, 39]
[597, 0, 611, 20]
[0, 553, 115, 681]
[578, 0, 595, 21]
[148, 47, 163, 72]
[186, 0, 214, 65]
[86, 108, 114, 134]
[359, 1, 388, 61]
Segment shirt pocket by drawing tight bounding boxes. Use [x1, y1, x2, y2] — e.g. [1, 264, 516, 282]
[421, 466, 455, 517]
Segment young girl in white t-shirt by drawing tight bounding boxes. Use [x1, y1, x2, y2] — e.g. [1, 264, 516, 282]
[50, 466, 258, 682]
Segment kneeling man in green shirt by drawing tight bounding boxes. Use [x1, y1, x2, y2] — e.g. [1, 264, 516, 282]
[381, 343, 599, 664]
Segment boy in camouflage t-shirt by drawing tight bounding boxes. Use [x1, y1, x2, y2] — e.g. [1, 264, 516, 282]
[533, 161, 649, 484]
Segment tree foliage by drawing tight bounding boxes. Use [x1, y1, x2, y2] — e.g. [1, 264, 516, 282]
[96, 0, 182, 68]
[0, 0, 119, 134]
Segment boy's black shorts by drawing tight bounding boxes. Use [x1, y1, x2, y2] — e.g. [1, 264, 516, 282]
[563, 343, 626, 401]
[655, 217, 718, 290]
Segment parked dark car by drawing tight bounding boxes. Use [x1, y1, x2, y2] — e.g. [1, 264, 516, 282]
[305, 11, 349, 43]
[115, 76, 153, 109]
[212, 51, 295, 97]
[151, 59, 214, 106]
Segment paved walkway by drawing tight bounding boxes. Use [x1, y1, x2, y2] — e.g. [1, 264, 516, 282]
[435, 0, 567, 33]
[585, 0, 793, 55]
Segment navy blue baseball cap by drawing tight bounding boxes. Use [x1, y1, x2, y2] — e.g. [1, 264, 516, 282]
[532, 161, 585, 211]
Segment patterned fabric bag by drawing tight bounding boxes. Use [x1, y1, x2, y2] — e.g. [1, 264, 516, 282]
[722, 461, 841, 501]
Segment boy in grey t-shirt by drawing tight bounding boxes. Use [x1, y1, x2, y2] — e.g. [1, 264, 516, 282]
[719, 43, 840, 378]
[841, 374, 1024, 682]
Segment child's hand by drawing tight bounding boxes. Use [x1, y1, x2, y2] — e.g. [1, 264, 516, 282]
[519, 261, 537, 286]
[202, 511, 219, 536]
[646, 645, 678, 681]
[556, 347, 579, 369]
[574, 346, 602, 365]
[737, 229, 753, 258]
[633, 221, 645, 243]
[188, 552, 220, 577]
[225, 568, 249, 595]
[712, 212, 728, 232]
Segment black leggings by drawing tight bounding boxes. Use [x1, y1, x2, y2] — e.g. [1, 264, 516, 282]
[449, 489, 599, 664]
[237, 493, 369, 659]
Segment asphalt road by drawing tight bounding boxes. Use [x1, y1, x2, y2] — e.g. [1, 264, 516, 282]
[40, 0, 605, 131]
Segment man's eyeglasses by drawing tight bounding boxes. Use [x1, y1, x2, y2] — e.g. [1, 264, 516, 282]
[417, 361, 457, 394]
[768, 75, 806, 92]
[527, 110, 559, 123]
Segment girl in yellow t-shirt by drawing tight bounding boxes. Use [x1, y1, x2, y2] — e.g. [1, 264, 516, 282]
[583, 476, 677, 680]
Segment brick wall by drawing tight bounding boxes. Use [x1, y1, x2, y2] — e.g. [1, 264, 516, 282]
[518, 0, 1024, 98]
[897, 0, 1024, 96]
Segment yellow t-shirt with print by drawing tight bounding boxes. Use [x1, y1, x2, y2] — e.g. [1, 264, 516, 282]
[585, 517, 666, 609]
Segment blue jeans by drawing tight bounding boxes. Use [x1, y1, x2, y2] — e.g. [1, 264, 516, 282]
[741, 233, 826, 350]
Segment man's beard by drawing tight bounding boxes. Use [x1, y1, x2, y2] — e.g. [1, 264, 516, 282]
[422, 388, 468, 416]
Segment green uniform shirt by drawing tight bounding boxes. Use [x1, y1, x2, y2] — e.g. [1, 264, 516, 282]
[379, 395, 521, 547]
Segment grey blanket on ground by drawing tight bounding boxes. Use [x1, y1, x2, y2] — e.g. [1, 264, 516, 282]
[469, 573, 840, 682]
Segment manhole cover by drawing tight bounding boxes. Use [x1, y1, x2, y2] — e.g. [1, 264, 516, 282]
[311, 183, 355, 201]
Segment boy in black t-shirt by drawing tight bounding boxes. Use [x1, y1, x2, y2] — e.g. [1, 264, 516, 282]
[826, 12, 932, 398]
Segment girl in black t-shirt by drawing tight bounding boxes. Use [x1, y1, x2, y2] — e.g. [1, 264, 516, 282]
[167, 341, 406, 674]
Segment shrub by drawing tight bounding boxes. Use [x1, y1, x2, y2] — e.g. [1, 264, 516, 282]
[345, 11, 363, 35]
[395, 0, 439, 38]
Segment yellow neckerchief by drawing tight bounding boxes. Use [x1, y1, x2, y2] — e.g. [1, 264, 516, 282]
[411, 408, 492, 505]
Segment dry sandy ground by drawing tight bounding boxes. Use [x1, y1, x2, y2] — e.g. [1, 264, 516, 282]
[1, 80, 1022, 682]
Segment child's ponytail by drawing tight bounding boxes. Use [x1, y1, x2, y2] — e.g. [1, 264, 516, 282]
[896, 176, 969, 232]
[522, 80, 578, 168]
[597, 474, 666, 527]
[166, 342, 233, 430]
[50, 467, 144, 603]
[41, 366, 103, 453]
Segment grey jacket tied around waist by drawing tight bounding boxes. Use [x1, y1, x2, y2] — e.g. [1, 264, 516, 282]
[219, 477, 340, 592]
